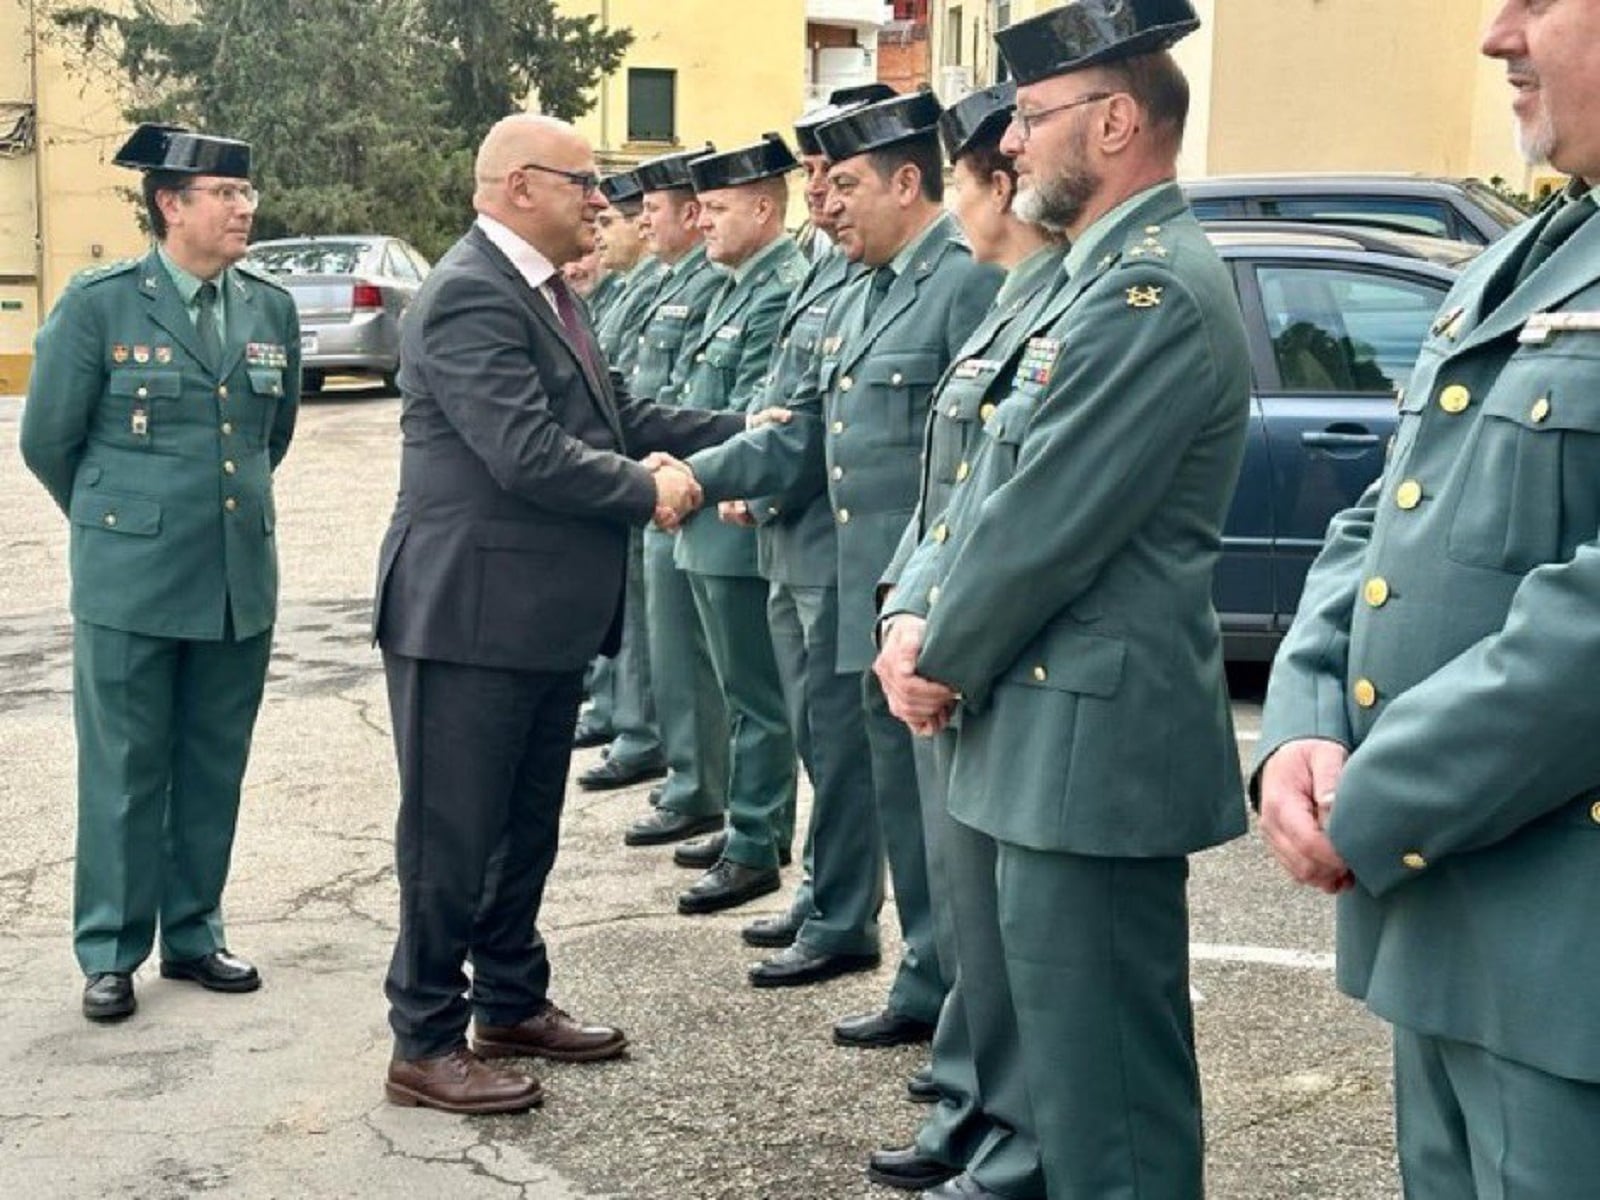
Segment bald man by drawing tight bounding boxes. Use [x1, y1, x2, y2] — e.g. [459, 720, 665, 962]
[373, 115, 749, 1114]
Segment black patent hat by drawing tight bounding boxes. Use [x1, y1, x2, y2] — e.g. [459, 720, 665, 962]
[598, 171, 644, 211]
[813, 91, 943, 163]
[940, 84, 1017, 160]
[793, 84, 899, 156]
[635, 144, 715, 194]
[112, 123, 252, 178]
[689, 134, 800, 192]
[996, 0, 1200, 86]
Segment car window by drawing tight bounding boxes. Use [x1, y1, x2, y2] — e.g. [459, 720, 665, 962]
[383, 243, 421, 282]
[1256, 264, 1449, 394]
[1188, 198, 1236, 220]
[401, 243, 432, 277]
[1259, 196, 1456, 240]
[247, 241, 368, 275]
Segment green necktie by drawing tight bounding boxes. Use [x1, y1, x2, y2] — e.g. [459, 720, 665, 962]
[863, 267, 895, 322]
[196, 280, 222, 371]
[1513, 192, 1596, 289]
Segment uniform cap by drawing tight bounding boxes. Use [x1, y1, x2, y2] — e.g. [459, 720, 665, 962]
[940, 84, 1017, 161]
[112, 123, 252, 178]
[794, 84, 900, 156]
[689, 134, 800, 192]
[813, 91, 944, 163]
[598, 171, 644, 213]
[635, 144, 715, 194]
[995, 0, 1200, 86]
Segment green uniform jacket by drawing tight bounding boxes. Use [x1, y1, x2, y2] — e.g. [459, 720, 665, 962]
[884, 244, 1068, 584]
[19, 249, 300, 641]
[628, 245, 724, 407]
[689, 213, 1001, 672]
[1256, 200, 1600, 1083]
[888, 185, 1249, 856]
[595, 257, 665, 376]
[672, 236, 807, 577]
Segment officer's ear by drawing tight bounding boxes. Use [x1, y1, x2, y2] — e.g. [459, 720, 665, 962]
[891, 161, 922, 206]
[681, 198, 702, 229]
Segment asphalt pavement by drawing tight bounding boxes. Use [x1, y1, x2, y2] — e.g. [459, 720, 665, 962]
[0, 390, 1400, 1199]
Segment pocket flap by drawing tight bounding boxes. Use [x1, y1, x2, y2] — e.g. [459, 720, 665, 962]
[248, 367, 286, 397]
[108, 370, 182, 399]
[1480, 380, 1600, 432]
[70, 489, 162, 536]
[1002, 632, 1126, 697]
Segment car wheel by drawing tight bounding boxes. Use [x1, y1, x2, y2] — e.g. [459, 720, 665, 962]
[381, 370, 399, 395]
[302, 368, 326, 394]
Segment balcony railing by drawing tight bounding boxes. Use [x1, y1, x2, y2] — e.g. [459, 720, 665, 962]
[806, 0, 893, 30]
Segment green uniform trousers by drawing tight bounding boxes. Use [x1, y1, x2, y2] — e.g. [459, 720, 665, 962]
[605, 531, 664, 770]
[767, 583, 881, 956]
[72, 617, 272, 974]
[944, 817, 1203, 1200]
[579, 656, 616, 737]
[862, 672, 944, 1025]
[642, 528, 726, 819]
[684, 571, 796, 869]
[913, 734, 1045, 1196]
[1395, 1027, 1600, 1200]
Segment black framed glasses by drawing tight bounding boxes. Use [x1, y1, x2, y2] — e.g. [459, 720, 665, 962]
[518, 162, 601, 194]
[1012, 92, 1115, 141]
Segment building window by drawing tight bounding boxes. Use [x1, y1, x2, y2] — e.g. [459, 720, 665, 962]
[945, 5, 963, 65]
[628, 68, 676, 143]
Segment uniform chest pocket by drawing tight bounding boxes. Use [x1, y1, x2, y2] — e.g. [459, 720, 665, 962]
[1447, 352, 1600, 573]
[245, 368, 286, 440]
[931, 368, 1002, 479]
[863, 354, 942, 445]
[107, 370, 183, 450]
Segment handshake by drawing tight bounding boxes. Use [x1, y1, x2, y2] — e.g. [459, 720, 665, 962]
[645, 452, 703, 532]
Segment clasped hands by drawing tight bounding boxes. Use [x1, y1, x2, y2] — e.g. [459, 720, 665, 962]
[872, 615, 958, 737]
[1257, 737, 1354, 894]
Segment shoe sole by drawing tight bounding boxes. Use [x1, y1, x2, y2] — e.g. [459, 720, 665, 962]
[865, 1165, 959, 1191]
[677, 875, 781, 915]
[471, 1036, 628, 1064]
[832, 1027, 935, 1049]
[579, 764, 667, 792]
[739, 929, 798, 949]
[623, 815, 724, 847]
[384, 1080, 544, 1114]
[158, 964, 261, 993]
[748, 956, 881, 989]
[84, 999, 137, 1022]
[906, 1085, 939, 1104]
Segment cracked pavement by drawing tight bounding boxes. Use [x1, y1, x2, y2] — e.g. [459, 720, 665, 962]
[0, 391, 1400, 1198]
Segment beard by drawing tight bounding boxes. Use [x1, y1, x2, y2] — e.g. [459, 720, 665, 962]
[1013, 124, 1100, 233]
[1516, 106, 1557, 167]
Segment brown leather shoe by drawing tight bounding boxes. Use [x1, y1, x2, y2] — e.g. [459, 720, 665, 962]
[473, 1002, 628, 1063]
[384, 1047, 543, 1114]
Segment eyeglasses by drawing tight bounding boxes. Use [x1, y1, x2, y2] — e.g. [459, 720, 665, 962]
[180, 182, 259, 207]
[518, 162, 601, 194]
[1011, 92, 1114, 141]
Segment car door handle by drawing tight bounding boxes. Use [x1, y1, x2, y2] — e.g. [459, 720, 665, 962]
[1301, 430, 1381, 449]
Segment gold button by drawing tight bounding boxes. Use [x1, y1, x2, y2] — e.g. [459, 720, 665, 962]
[221, 421, 234, 436]
[631, 365, 639, 375]
[222, 460, 237, 475]
[831, 420, 844, 434]
[780, 337, 790, 348]
[947, 404, 958, 417]
[272, 383, 282, 395]
[1032, 665, 1047, 682]
[1353, 678, 1378, 709]
[695, 352, 706, 363]
[1589, 801, 1600, 826]
[1438, 384, 1470, 413]
[1531, 396, 1551, 423]
[638, 335, 646, 344]
[840, 376, 853, 391]
[217, 384, 228, 398]
[980, 403, 996, 423]
[1395, 480, 1422, 510]
[927, 585, 940, 606]
[1364, 577, 1390, 608]
[766, 505, 780, 517]
[1395, 387, 1406, 406]
[837, 508, 850, 524]
[831, 466, 843, 481]
[891, 372, 904, 385]
[1402, 852, 1428, 871]
[224, 497, 238, 512]
[136, 386, 149, 398]
[955, 461, 970, 482]
[102, 512, 117, 527]
[934, 523, 949, 543]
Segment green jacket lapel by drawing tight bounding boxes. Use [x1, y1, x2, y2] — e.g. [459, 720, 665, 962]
[1458, 212, 1600, 354]
[135, 249, 210, 370]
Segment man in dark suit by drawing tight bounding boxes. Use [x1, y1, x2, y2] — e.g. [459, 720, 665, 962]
[373, 114, 746, 1114]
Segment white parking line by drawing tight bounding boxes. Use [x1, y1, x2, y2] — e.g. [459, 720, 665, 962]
[1192, 943, 1335, 971]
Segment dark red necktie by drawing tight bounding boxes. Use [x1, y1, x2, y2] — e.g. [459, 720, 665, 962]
[547, 274, 603, 382]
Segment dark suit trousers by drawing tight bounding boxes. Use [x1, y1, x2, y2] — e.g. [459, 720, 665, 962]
[382, 650, 582, 1060]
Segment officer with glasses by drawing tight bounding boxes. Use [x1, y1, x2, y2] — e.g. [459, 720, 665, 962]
[21, 122, 301, 1023]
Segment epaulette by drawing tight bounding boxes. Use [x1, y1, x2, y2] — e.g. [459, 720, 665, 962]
[234, 260, 290, 293]
[68, 258, 141, 289]
[776, 254, 809, 286]
[1117, 222, 1174, 266]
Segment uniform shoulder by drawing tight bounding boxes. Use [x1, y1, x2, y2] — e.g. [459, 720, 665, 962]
[234, 260, 291, 294]
[65, 257, 142, 292]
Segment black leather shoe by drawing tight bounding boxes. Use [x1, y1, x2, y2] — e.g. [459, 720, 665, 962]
[83, 972, 136, 1022]
[907, 1065, 939, 1103]
[673, 829, 727, 868]
[867, 1145, 959, 1192]
[920, 1173, 1009, 1199]
[579, 754, 667, 791]
[678, 859, 780, 915]
[159, 949, 261, 993]
[572, 722, 612, 749]
[833, 1008, 935, 1048]
[625, 809, 723, 846]
[749, 942, 880, 989]
[741, 910, 803, 948]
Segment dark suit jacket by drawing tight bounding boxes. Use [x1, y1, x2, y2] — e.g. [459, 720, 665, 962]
[373, 224, 744, 672]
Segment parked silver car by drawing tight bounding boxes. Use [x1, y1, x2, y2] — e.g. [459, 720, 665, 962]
[246, 236, 431, 392]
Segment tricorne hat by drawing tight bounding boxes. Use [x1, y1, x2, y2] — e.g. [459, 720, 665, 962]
[112, 123, 252, 178]
[689, 134, 800, 192]
[635, 144, 715, 194]
[940, 84, 1017, 161]
[995, 0, 1200, 86]
[794, 84, 899, 156]
[813, 91, 943, 164]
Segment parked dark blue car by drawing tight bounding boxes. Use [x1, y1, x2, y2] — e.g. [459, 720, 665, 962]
[1206, 224, 1482, 658]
